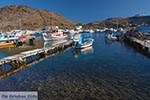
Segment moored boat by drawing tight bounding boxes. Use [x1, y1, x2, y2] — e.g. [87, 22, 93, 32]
[105, 29, 118, 40]
[0, 33, 19, 42]
[106, 33, 118, 40]
[80, 38, 94, 48]
[0, 42, 14, 48]
[42, 30, 68, 41]
[73, 32, 94, 48]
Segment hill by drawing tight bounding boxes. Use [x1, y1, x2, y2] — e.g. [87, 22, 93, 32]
[84, 17, 128, 29]
[0, 5, 77, 31]
[128, 16, 150, 25]
[84, 15, 150, 29]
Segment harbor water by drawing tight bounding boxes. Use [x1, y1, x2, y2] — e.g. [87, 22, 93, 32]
[0, 32, 150, 100]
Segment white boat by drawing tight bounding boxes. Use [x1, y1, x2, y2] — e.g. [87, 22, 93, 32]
[106, 33, 118, 40]
[105, 29, 118, 40]
[68, 26, 83, 39]
[42, 30, 68, 41]
[89, 30, 94, 33]
[82, 29, 94, 33]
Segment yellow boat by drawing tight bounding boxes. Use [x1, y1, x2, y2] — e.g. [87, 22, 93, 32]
[0, 42, 14, 48]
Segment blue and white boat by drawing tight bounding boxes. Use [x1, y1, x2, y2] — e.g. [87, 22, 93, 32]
[0, 33, 19, 42]
[73, 32, 94, 48]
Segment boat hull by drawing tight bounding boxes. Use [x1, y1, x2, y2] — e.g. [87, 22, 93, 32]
[0, 42, 14, 48]
[74, 39, 94, 49]
[81, 41, 93, 48]
[43, 33, 68, 41]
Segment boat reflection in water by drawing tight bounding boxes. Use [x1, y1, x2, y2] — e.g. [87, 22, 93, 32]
[81, 46, 94, 55]
[73, 46, 94, 58]
[43, 39, 68, 48]
[0, 40, 71, 80]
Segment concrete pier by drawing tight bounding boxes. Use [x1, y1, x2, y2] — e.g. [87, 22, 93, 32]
[123, 36, 150, 59]
[125, 36, 150, 52]
[0, 40, 73, 79]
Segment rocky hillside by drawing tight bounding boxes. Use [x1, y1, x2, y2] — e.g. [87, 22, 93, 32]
[84, 16, 150, 29]
[84, 17, 129, 29]
[128, 16, 150, 25]
[0, 5, 76, 31]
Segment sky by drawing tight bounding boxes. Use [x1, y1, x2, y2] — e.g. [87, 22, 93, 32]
[0, 0, 150, 24]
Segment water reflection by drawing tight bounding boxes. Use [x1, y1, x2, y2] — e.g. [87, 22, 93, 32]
[73, 46, 94, 58]
[0, 44, 71, 80]
[43, 40, 68, 48]
[105, 38, 117, 45]
[123, 41, 150, 58]
[0, 39, 43, 55]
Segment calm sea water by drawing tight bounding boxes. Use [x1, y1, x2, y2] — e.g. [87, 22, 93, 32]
[0, 32, 150, 100]
[139, 26, 150, 33]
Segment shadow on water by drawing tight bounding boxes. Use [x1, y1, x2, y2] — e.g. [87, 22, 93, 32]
[123, 41, 150, 59]
[105, 39, 118, 45]
[0, 39, 71, 80]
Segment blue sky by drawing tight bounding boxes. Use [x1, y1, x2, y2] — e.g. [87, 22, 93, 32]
[0, 0, 150, 24]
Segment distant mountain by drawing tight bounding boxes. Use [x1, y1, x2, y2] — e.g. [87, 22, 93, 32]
[1, 5, 149, 31]
[84, 17, 128, 29]
[128, 16, 150, 25]
[84, 16, 150, 29]
[0, 5, 76, 31]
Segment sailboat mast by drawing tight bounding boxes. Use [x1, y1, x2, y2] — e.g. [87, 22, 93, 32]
[116, 17, 118, 30]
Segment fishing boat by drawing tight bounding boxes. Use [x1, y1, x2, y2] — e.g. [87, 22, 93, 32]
[79, 38, 94, 48]
[42, 30, 68, 41]
[73, 32, 94, 48]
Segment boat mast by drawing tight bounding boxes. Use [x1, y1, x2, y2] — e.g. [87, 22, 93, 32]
[18, 6, 22, 30]
[116, 17, 118, 30]
[19, 18, 22, 30]
[49, 12, 53, 31]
